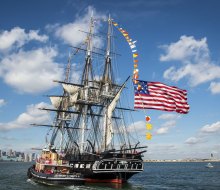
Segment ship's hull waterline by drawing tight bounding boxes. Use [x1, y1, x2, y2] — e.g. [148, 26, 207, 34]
[68, 152, 144, 183]
[27, 166, 85, 186]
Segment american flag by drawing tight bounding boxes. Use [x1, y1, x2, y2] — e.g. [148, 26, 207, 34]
[134, 81, 190, 114]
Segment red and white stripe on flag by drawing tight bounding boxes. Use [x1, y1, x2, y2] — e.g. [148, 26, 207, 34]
[134, 81, 190, 114]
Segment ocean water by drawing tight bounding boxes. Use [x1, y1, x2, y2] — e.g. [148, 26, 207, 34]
[0, 162, 220, 190]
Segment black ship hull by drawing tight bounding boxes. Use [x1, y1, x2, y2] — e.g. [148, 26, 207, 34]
[27, 167, 85, 186]
[67, 151, 144, 183]
[84, 172, 136, 183]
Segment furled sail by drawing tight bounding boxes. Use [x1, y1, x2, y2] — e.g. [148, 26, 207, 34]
[62, 83, 80, 109]
[70, 93, 78, 104]
[62, 83, 79, 94]
[104, 81, 127, 148]
[49, 96, 63, 108]
[69, 93, 79, 110]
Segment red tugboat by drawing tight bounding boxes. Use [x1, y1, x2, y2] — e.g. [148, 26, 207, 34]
[27, 148, 85, 185]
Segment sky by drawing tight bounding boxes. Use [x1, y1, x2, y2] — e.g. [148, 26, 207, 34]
[0, 0, 220, 160]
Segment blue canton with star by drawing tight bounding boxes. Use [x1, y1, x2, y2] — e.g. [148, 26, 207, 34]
[134, 81, 149, 95]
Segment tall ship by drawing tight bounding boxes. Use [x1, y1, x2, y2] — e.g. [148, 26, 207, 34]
[27, 15, 147, 185]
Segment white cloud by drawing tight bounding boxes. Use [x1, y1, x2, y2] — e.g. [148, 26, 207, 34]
[0, 27, 48, 52]
[0, 102, 51, 131]
[28, 30, 48, 42]
[55, 6, 106, 47]
[185, 137, 200, 145]
[160, 35, 209, 62]
[162, 120, 176, 128]
[0, 47, 63, 93]
[70, 63, 82, 84]
[127, 120, 145, 133]
[156, 114, 179, 135]
[155, 120, 176, 135]
[209, 82, 220, 94]
[160, 35, 220, 89]
[158, 113, 180, 120]
[163, 62, 220, 87]
[150, 144, 177, 152]
[0, 99, 6, 107]
[184, 121, 220, 146]
[146, 143, 180, 160]
[155, 127, 169, 135]
[200, 121, 220, 133]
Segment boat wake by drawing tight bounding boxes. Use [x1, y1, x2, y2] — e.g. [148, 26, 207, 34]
[65, 185, 92, 190]
[65, 185, 111, 190]
[26, 178, 37, 185]
[66, 185, 79, 190]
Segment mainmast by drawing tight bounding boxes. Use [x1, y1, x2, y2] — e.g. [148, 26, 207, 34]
[80, 14, 95, 152]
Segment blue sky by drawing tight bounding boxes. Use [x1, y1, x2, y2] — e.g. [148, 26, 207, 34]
[0, 0, 220, 160]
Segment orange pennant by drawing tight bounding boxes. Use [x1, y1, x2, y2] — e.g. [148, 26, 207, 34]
[133, 79, 138, 84]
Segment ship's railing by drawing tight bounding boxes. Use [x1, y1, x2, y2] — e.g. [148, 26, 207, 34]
[100, 91, 115, 98]
[36, 158, 69, 166]
[88, 88, 100, 101]
[79, 88, 100, 102]
[92, 159, 143, 171]
[78, 85, 120, 102]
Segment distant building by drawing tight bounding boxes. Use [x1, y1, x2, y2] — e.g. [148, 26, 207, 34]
[2, 151, 6, 156]
[29, 153, 33, 161]
[0, 149, 36, 162]
[8, 149, 13, 157]
[17, 155, 23, 162]
[13, 151, 16, 157]
[24, 153, 30, 162]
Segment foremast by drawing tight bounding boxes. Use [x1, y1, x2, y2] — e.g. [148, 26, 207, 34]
[101, 15, 115, 151]
[48, 52, 72, 152]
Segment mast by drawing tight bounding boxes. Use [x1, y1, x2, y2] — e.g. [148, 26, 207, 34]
[100, 16, 131, 151]
[80, 14, 95, 152]
[102, 15, 113, 85]
[49, 51, 72, 151]
[102, 15, 114, 151]
[36, 14, 145, 160]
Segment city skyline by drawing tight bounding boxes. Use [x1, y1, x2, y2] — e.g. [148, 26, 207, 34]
[0, 148, 36, 162]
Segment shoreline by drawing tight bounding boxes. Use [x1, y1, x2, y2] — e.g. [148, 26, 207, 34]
[0, 160, 33, 163]
[1, 160, 219, 163]
[144, 160, 220, 163]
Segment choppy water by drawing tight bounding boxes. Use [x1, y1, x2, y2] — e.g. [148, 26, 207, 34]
[0, 162, 220, 190]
